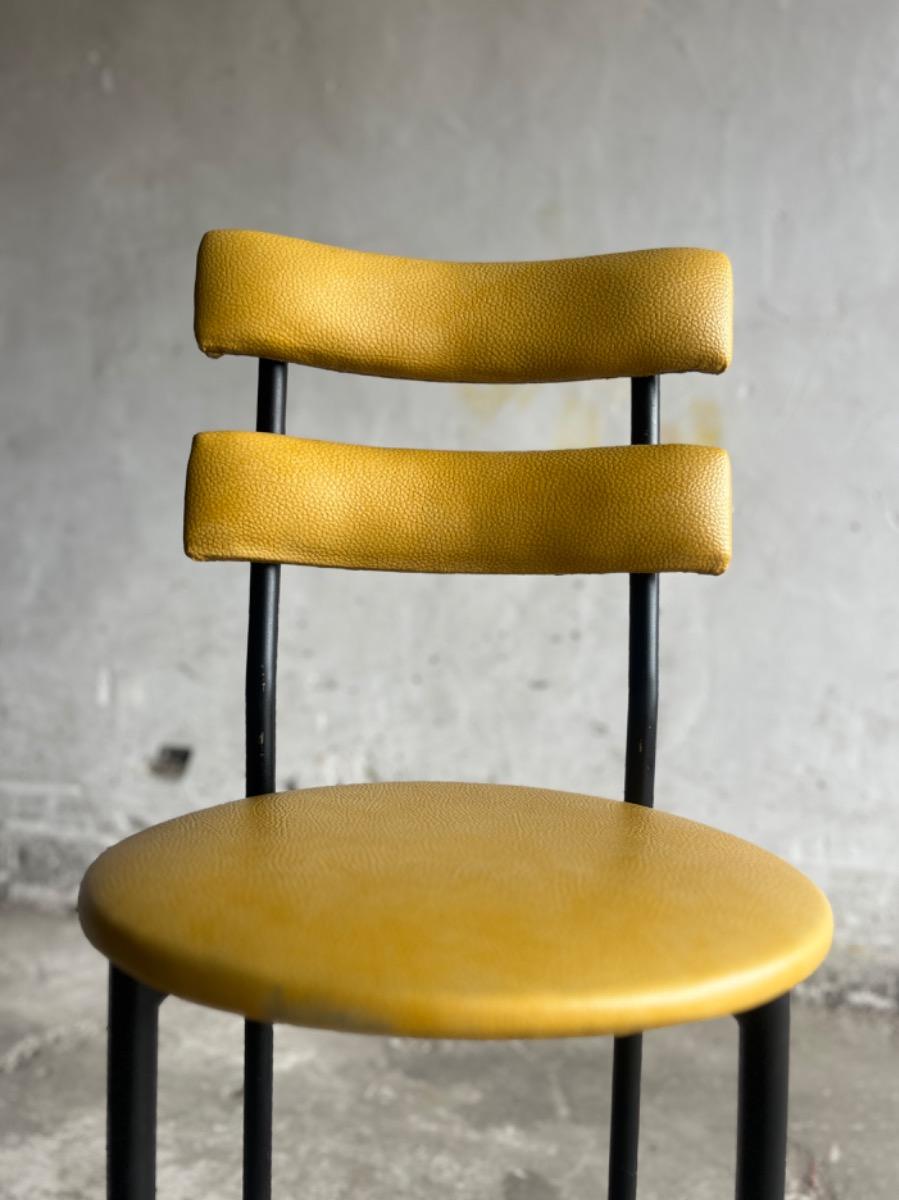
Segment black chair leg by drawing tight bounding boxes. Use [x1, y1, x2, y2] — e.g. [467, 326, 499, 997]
[608, 1032, 643, 1200]
[108, 965, 163, 1200]
[735, 993, 791, 1200]
[243, 1019, 274, 1200]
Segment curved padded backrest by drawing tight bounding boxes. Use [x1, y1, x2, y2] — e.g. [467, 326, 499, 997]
[195, 230, 733, 384]
[184, 432, 732, 576]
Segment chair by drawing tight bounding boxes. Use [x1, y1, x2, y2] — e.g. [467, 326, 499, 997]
[78, 228, 833, 1200]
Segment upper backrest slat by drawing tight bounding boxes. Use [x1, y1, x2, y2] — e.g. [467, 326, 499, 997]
[194, 230, 733, 384]
[184, 432, 732, 576]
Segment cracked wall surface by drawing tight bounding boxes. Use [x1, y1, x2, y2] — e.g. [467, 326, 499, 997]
[1, 0, 899, 987]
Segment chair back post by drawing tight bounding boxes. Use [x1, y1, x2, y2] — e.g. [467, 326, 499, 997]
[624, 374, 657, 806]
[245, 358, 288, 799]
[623, 374, 660, 809]
[242, 358, 287, 1200]
[608, 374, 661, 1200]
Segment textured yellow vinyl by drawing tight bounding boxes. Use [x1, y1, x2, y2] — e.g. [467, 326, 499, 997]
[194, 230, 733, 384]
[78, 782, 832, 1039]
[184, 433, 732, 576]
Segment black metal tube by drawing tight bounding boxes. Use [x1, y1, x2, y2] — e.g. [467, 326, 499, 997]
[623, 572, 659, 807]
[736, 994, 791, 1200]
[107, 966, 163, 1200]
[628, 375, 660, 447]
[623, 375, 660, 810]
[607, 1033, 643, 1200]
[608, 376, 661, 1200]
[246, 563, 281, 799]
[243, 359, 286, 1200]
[245, 359, 287, 800]
[244, 1020, 275, 1200]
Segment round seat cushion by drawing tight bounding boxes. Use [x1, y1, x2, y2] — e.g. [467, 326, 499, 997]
[79, 781, 832, 1038]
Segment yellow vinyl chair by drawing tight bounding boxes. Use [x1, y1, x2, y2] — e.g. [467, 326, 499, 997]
[78, 229, 832, 1200]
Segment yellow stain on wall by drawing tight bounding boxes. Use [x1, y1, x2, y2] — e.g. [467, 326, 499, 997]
[459, 383, 536, 422]
[457, 385, 723, 451]
[661, 421, 682, 442]
[535, 199, 562, 235]
[554, 389, 601, 448]
[690, 397, 723, 445]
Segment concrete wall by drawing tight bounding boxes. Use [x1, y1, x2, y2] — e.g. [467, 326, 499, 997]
[2, 0, 898, 988]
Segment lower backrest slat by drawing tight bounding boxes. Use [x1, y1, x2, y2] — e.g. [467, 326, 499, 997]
[184, 432, 731, 576]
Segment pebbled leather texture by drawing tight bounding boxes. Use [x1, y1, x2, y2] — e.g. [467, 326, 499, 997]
[184, 432, 732, 575]
[194, 229, 733, 384]
[78, 781, 833, 1039]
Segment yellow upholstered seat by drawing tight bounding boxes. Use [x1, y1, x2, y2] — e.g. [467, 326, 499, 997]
[79, 781, 832, 1040]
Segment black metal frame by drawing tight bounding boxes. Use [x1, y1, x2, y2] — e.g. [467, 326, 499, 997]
[604, 376, 791, 1200]
[104, 364, 791, 1200]
[107, 967, 163, 1200]
[607, 375, 660, 1200]
[241, 358, 287, 1200]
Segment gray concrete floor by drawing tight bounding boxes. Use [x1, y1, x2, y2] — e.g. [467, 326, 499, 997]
[1, 909, 896, 1200]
